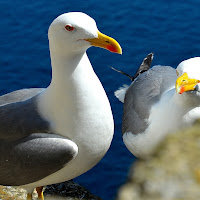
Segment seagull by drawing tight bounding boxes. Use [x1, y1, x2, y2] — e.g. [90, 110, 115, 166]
[114, 55, 200, 158]
[0, 12, 122, 200]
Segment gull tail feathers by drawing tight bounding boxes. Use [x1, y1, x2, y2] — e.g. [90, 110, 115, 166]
[109, 66, 132, 103]
[114, 84, 129, 103]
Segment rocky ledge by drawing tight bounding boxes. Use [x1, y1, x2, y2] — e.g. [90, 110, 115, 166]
[0, 180, 102, 200]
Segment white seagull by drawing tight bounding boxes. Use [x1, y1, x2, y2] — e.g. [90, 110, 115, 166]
[0, 12, 122, 199]
[114, 56, 200, 158]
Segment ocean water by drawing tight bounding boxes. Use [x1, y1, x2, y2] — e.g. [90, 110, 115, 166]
[0, 0, 200, 199]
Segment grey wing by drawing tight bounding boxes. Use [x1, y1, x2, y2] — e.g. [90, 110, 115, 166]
[0, 94, 50, 141]
[122, 66, 177, 135]
[0, 88, 44, 106]
[0, 90, 78, 185]
[0, 133, 78, 186]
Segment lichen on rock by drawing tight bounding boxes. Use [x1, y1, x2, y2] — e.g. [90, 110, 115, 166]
[117, 120, 200, 200]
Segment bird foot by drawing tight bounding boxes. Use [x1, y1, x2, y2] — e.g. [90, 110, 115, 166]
[36, 186, 44, 200]
[27, 193, 32, 200]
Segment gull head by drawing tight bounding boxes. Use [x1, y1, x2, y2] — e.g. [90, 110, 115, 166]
[48, 12, 122, 55]
[175, 57, 200, 96]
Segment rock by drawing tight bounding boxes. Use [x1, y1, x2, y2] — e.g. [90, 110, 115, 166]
[117, 120, 200, 200]
[0, 180, 102, 200]
[0, 186, 30, 200]
[44, 180, 102, 200]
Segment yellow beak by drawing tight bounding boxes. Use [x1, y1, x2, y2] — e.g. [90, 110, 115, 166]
[85, 31, 122, 54]
[175, 72, 200, 94]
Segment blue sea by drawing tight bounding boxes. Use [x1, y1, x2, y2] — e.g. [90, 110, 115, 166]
[0, 0, 200, 199]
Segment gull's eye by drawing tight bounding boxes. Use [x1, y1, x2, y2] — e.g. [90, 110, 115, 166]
[176, 70, 179, 76]
[65, 25, 74, 31]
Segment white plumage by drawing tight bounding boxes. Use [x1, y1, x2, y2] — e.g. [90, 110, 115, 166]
[0, 12, 121, 200]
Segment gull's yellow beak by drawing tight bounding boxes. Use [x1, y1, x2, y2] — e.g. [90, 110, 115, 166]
[85, 31, 122, 54]
[175, 72, 200, 94]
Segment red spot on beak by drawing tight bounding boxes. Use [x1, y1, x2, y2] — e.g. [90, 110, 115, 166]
[106, 45, 117, 53]
[180, 86, 185, 94]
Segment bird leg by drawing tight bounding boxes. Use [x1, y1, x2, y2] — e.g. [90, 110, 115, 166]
[36, 186, 44, 200]
[27, 193, 32, 200]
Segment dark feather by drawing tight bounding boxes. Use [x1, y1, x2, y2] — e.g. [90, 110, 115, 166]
[110, 52, 154, 82]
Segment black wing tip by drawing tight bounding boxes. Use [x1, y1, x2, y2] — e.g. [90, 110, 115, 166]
[109, 52, 154, 82]
[143, 52, 154, 65]
[133, 52, 154, 80]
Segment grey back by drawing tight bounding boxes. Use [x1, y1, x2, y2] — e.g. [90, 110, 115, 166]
[122, 66, 177, 135]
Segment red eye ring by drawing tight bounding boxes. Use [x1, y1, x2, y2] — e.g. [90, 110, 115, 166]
[65, 25, 74, 31]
